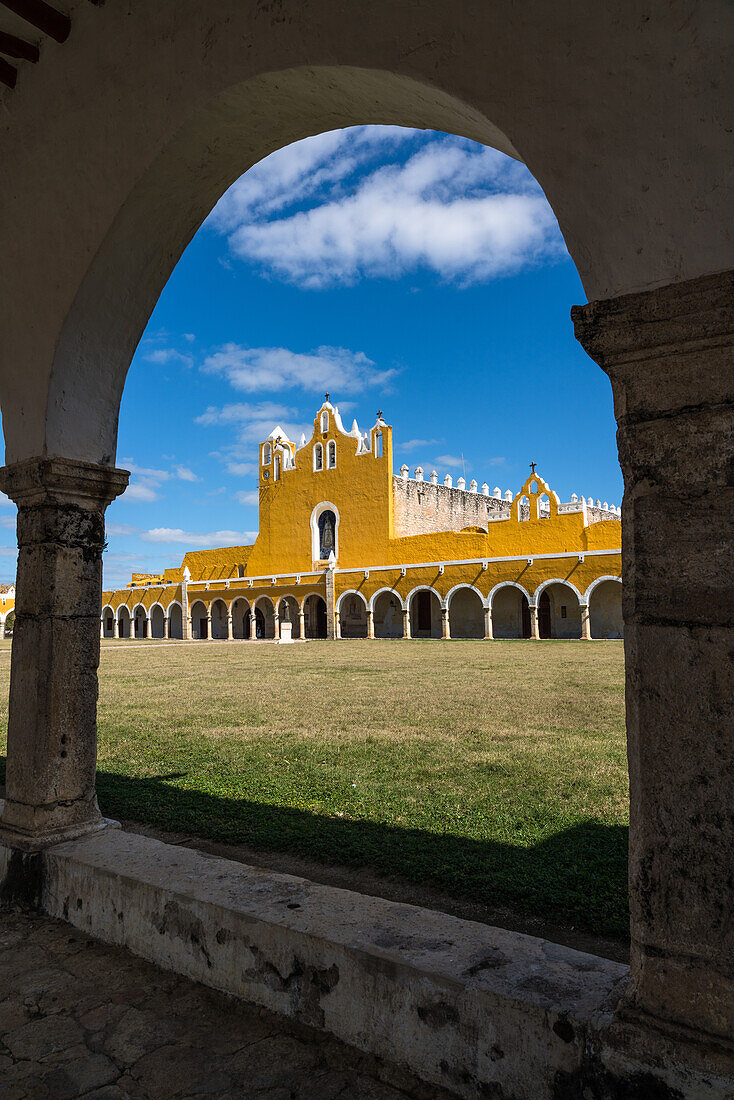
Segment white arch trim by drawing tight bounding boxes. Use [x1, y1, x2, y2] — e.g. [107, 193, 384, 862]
[228, 595, 251, 614]
[406, 585, 443, 608]
[301, 591, 327, 612]
[209, 596, 229, 611]
[149, 601, 165, 614]
[276, 593, 299, 608]
[532, 577, 585, 607]
[445, 582, 488, 609]
[368, 586, 406, 612]
[253, 594, 275, 612]
[116, 605, 131, 619]
[131, 602, 147, 617]
[310, 500, 340, 561]
[188, 598, 208, 613]
[488, 581, 531, 609]
[336, 589, 369, 614]
[584, 575, 622, 603]
[101, 603, 114, 617]
[165, 599, 183, 616]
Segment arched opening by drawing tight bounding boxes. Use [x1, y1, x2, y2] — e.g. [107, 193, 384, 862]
[167, 603, 183, 640]
[3, 610, 15, 639]
[278, 596, 300, 639]
[230, 597, 251, 639]
[318, 510, 336, 560]
[303, 594, 327, 639]
[254, 597, 275, 640]
[448, 587, 485, 639]
[537, 583, 582, 639]
[491, 586, 531, 639]
[373, 591, 402, 638]
[117, 605, 131, 639]
[190, 599, 208, 640]
[589, 579, 623, 639]
[149, 604, 165, 639]
[339, 592, 368, 638]
[327, 440, 336, 469]
[133, 606, 148, 639]
[313, 443, 323, 472]
[102, 606, 115, 638]
[210, 598, 228, 640]
[409, 589, 441, 639]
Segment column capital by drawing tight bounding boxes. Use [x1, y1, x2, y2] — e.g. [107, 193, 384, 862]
[0, 456, 129, 510]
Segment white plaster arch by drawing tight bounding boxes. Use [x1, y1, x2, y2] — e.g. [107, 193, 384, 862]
[532, 578, 585, 607]
[488, 581, 532, 608]
[368, 586, 405, 612]
[101, 603, 114, 618]
[253, 594, 275, 612]
[165, 599, 183, 616]
[445, 583, 489, 609]
[148, 601, 165, 617]
[131, 601, 147, 617]
[583, 574, 622, 603]
[406, 584, 444, 608]
[276, 593, 299, 610]
[310, 501, 340, 561]
[335, 589, 369, 614]
[228, 595, 251, 615]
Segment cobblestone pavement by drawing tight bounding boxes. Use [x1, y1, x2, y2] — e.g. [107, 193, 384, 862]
[0, 911, 455, 1099]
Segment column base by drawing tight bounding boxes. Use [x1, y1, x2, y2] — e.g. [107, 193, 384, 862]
[0, 800, 120, 851]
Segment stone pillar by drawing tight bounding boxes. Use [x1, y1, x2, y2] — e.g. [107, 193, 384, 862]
[335, 615, 342, 640]
[402, 608, 410, 639]
[0, 457, 128, 849]
[325, 568, 336, 639]
[274, 612, 280, 640]
[441, 607, 450, 639]
[100, 618, 104, 639]
[580, 604, 591, 640]
[529, 605, 540, 639]
[113, 615, 119, 640]
[573, 270, 734, 1043]
[163, 615, 169, 639]
[299, 609, 305, 640]
[366, 609, 375, 639]
[226, 614, 233, 641]
[206, 614, 212, 640]
[484, 606, 493, 640]
[249, 612, 256, 639]
[180, 578, 190, 640]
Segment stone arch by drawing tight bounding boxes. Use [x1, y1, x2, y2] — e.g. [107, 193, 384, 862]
[446, 584, 486, 639]
[166, 600, 183, 640]
[189, 599, 208, 640]
[101, 604, 115, 638]
[229, 596, 251, 639]
[3, 610, 15, 639]
[310, 501, 340, 562]
[302, 593, 328, 639]
[132, 603, 148, 639]
[372, 589, 403, 639]
[534, 580, 583, 639]
[489, 582, 532, 639]
[587, 577, 623, 639]
[116, 605, 132, 639]
[253, 595, 275, 640]
[407, 585, 442, 639]
[277, 594, 300, 639]
[149, 603, 166, 639]
[337, 589, 368, 639]
[210, 597, 229, 640]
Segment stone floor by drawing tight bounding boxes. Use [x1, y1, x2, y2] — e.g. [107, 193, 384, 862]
[0, 911, 455, 1100]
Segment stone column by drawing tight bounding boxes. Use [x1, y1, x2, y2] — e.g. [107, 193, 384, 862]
[299, 608, 305, 639]
[366, 609, 375, 639]
[113, 615, 119, 640]
[441, 607, 450, 639]
[99, 618, 104, 639]
[580, 604, 591, 640]
[205, 614, 212, 640]
[163, 615, 169, 639]
[249, 612, 256, 639]
[226, 614, 233, 641]
[484, 606, 493, 640]
[0, 457, 128, 849]
[402, 608, 410, 638]
[335, 615, 342, 640]
[274, 612, 280, 640]
[180, 578, 190, 640]
[529, 605, 540, 639]
[325, 568, 336, 639]
[573, 270, 734, 1043]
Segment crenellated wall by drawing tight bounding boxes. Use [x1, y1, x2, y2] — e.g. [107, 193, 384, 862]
[392, 476, 507, 536]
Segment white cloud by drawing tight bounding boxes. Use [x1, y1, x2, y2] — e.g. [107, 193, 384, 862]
[234, 490, 259, 507]
[489, 457, 506, 466]
[211, 128, 565, 288]
[401, 438, 440, 452]
[0, 516, 15, 530]
[201, 344, 396, 396]
[435, 454, 468, 469]
[224, 461, 258, 477]
[145, 348, 193, 368]
[123, 482, 160, 503]
[141, 528, 257, 548]
[106, 522, 139, 537]
[0, 492, 13, 507]
[174, 465, 200, 482]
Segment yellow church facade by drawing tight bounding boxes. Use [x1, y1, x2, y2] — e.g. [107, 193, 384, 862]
[101, 399, 623, 643]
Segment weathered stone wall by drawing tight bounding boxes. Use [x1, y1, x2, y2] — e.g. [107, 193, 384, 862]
[392, 477, 507, 537]
[392, 477, 619, 539]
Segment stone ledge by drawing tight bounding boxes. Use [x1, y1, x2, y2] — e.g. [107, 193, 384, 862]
[1, 829, 730, 1098]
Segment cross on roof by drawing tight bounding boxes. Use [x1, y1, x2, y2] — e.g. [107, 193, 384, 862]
[324, 392, 330, 402]
[377, 410, 383, 419]
[530, 461, 537, 475]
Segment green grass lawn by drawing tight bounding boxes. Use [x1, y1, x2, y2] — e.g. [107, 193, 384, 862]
[0, 639, 629, 937]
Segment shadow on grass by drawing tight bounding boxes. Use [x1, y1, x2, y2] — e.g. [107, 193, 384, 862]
[0, 757, 628, 938]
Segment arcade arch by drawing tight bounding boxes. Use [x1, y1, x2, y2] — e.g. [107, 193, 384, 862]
[254, 595, 275, 640]
[337, 590, 368, 638]
[166, 601, 183, 640]
[277, 595, 300, 639]
[132, 604, 147, 639]
[189, 599, 208, 640]
[117, 605, 131, 639]
[101, 605, 115, 638]
[447, 584, 486, 639]
[371, 588, 404, 639]
[533, 580, 583, 640]
[489, 583, 531, 639]
[210, 598, 229, 640]
[303, 593, 327, 639]
[407, 586, 441, 639]
[587, 577, 623, 639]
[230, 597, 251, 639]
[149, 603, 166, 639]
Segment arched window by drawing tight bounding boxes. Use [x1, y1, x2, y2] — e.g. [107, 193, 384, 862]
[374, 431, 383, 457]
[327, 440, 336, 468]
[318, 509, 336, 559]
[320, 410, 329, 433]
[314, 443, 323, 471]
[262, 443, 271, 465]
[274, 454, 281, 480]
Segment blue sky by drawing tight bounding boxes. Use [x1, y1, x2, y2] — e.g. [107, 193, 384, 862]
[0, 127, 623, 588]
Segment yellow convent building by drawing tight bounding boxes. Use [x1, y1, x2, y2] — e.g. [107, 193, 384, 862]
[102, 399, 623, 643]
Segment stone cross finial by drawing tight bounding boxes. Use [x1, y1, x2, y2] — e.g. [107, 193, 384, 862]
[530, 461, 537, 475]
[324, 393, 330, 402]
[377, 409, 383, 420]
